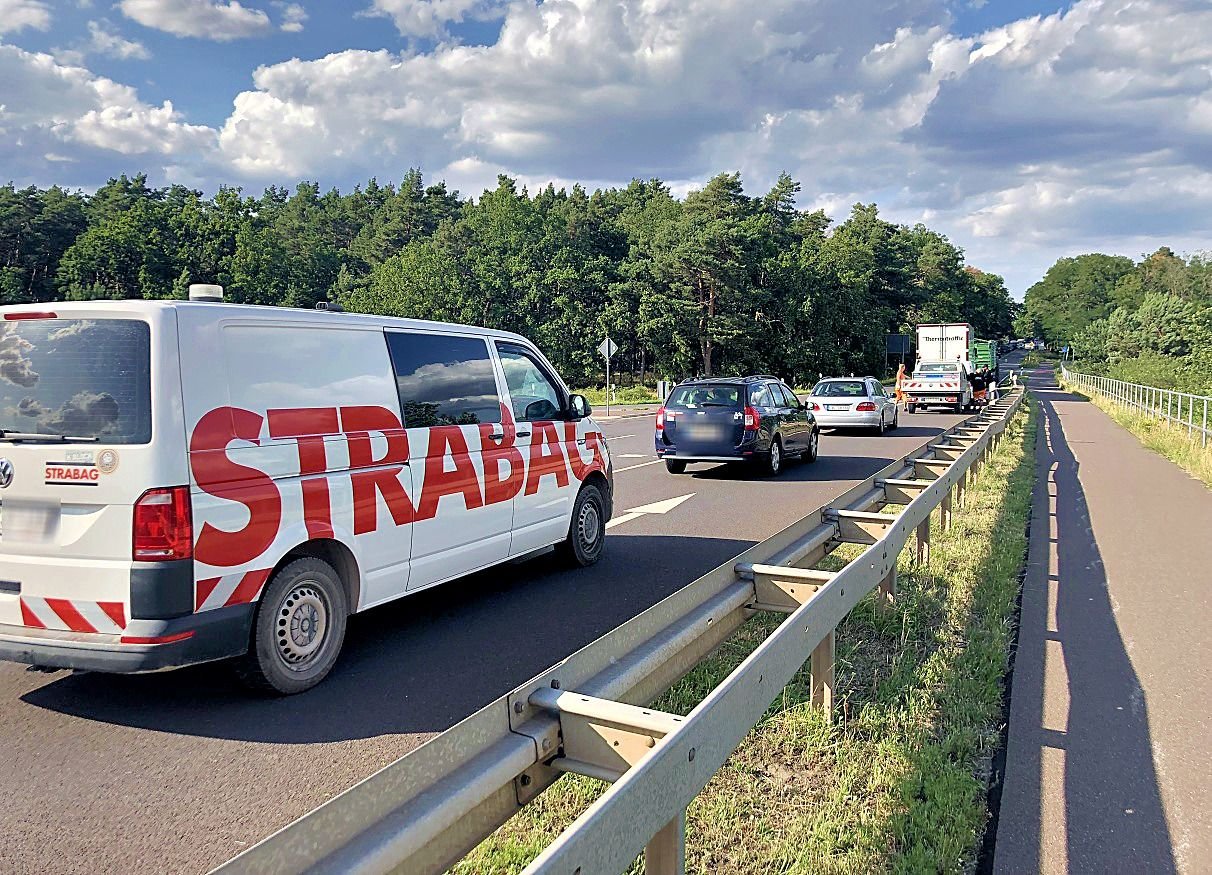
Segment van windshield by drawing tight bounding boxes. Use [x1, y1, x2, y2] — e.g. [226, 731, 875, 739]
[0, 318, 152, 443]
[666, 384, 742, 409]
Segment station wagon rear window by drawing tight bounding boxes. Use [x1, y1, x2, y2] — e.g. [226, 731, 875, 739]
[0, 318, 151, 443]
[665, 384, 742, 408]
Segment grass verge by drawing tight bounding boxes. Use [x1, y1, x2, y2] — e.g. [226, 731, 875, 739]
[1060, 380, 1212, 489]
[455, 398, 1037, 874]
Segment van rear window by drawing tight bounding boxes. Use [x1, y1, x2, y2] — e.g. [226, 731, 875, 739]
[0, 319, 151, 443]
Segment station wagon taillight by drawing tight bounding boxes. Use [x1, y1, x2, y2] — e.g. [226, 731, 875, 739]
[133, 487, 193, 562]
[656, 407, 666, 431]
[744, 405, 760, 431]
[856, 401, 877, 411]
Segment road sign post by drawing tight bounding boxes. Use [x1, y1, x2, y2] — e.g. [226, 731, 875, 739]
[599, 336, 618, 415]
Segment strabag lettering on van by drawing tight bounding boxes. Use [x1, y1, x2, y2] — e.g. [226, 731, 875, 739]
[45, 462, 100, 485]
[189, 403, 608, 569]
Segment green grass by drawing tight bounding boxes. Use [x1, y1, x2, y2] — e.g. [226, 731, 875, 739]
[1061, 379, 1212, 488]
[455, 399, 1037, 874]
[575, 386, 661, 405]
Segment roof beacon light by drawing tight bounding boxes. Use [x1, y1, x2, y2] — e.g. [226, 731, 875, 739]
[188, 283, 224, 302]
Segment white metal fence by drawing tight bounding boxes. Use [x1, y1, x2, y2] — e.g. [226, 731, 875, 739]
[1061, 366, 1210, 448]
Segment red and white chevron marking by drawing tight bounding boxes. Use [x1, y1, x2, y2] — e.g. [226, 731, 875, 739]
[195, 568, 272, 613]
[20, 597, 126, 634]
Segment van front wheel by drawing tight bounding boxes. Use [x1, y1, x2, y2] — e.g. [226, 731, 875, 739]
[235, 557, 348, 696]
[559, 482, 607, 567]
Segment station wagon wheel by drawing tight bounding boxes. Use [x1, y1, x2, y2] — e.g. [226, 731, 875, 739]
[805, 429, 819, 463]
[235, 557, 348, 696]
[763, 437, 783, 476]
[560, 482, 607, 567]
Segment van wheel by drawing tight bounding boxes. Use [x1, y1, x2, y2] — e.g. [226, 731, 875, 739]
[665, 460, 687, 474]
[559, 482, 607, 567]
[234, 557, 348, 696]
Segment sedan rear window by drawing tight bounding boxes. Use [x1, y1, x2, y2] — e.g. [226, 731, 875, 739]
[811, 381, 866, 397]
[0, 318, 151, 443]
[665, 384, 741, 408]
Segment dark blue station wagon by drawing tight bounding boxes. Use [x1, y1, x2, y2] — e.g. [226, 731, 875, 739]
[655, 376, 819, 475]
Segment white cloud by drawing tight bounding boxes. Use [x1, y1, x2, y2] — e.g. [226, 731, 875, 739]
[119, 0, 272, 40]
[85, 20, 151, 60]
[273, 1, 307, 32]
[361, 0, 509, 39]
[0, 0, 51, 34]
[0, 43, 216, 178]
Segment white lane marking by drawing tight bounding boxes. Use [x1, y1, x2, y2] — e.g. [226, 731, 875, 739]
[615, 459, 663, 473]
[605, 511, 644, 529]
[608, 434, 637, 440]
[606, 493, 696, 529]
[618, 453, 648, 458]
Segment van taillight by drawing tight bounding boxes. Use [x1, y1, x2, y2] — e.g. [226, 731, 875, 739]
[656, 407, 666, 431]
[133, 487, 193, 562]
[744, 406, 760, 431]
[856, 401, 877, 411]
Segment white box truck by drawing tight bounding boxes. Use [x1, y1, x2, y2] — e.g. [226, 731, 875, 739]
[903, 322, 974, 413]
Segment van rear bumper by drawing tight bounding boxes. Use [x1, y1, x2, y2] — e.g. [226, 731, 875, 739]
[0, 604, 253, 674]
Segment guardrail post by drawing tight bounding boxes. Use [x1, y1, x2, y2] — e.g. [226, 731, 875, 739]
[876, 566, 897, 614]
[941, 489, 953, 531]
[916, 516, 930, 565]
[955, 471, 966, 509]
[811, 630, 835, 718]
[644, 811, 686, 875]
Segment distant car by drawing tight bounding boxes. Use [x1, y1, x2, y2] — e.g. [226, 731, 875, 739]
[655, 376, 819, 475]
[807, 377, 899, 433]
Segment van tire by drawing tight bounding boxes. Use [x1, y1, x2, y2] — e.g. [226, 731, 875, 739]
[559, 483, 607, 567]
[234, 557, 348, 696]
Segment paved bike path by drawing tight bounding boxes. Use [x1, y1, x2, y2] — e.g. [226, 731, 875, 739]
[994, 368, 1212, 873]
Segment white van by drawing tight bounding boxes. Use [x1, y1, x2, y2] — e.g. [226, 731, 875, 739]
[0, 291, 613, 693]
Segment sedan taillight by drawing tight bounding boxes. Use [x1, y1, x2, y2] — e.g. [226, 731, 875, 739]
[856, 401, 877, 411]
[807, 401, 820, 411]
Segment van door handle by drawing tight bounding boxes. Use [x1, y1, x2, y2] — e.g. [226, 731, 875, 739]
[516, 430, 532, 438]
[487, 423, 505, 442]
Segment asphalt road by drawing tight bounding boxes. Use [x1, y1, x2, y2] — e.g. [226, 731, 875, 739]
[0, 405, 969, 874]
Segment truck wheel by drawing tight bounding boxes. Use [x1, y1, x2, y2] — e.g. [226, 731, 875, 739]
[907, 403, 917, 414]
[954, 403, 965, 414]
[665, 460, 687, 474]
[235, 557, 348, 696]
[559, 482, 607, 567]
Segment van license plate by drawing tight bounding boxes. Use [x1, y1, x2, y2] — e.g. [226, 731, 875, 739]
[0, 504, 56, 542]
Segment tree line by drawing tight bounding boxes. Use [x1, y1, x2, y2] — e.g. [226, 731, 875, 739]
[1019, 248, 1212, 393]
[1, 170, 1015, 387]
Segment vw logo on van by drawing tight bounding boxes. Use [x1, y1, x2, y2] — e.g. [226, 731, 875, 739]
[0, 458, 13, 489]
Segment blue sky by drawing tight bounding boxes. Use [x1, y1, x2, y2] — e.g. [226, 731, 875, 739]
[1, 0, 1208, 297]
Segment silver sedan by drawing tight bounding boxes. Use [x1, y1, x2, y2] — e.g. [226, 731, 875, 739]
[806, 377, 899, 433]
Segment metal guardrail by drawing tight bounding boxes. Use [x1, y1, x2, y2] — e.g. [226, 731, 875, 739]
[215, 389, 1026, 875]
[1061, 366, 1210, 448]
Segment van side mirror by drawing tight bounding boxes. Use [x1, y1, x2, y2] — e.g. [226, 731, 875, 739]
[568, 393, 592, 420]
